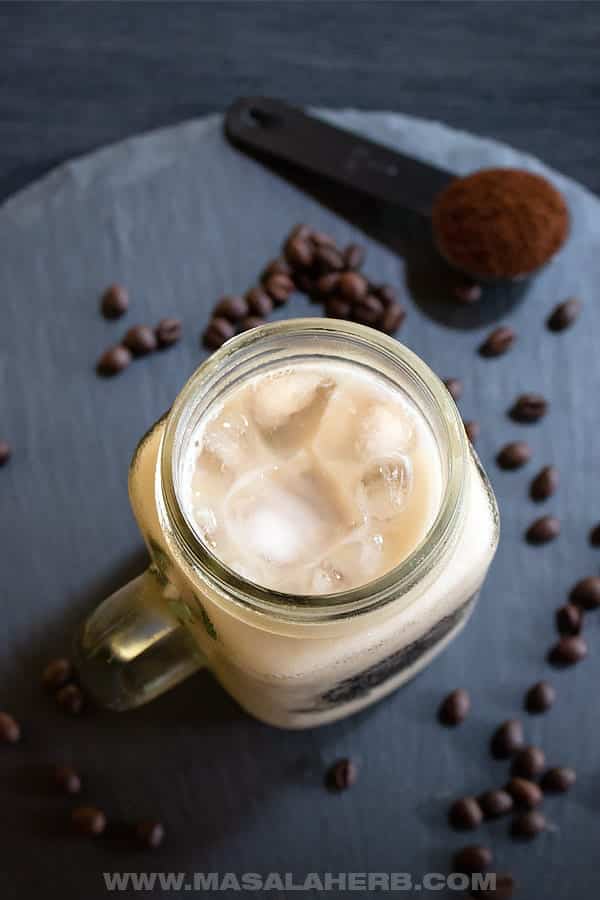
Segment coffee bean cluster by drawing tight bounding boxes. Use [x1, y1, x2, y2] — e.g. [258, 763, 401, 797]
[201, 224, 406, 350]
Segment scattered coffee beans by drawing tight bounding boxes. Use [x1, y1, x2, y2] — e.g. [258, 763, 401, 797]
[479, 326, 515, 358]
[490, 720, 524, 759]
[55, 765, 82, 794]
[453, 845, 493, 874]
[511, 746, 545, 779]
[511, 809, 546, 839]
[262, 258, 292, 280]
[540, 766, 576, 793]
[373, 284, 398, 307]
[338, 271, 368, 303]
[264, 272, 294, 304]
[202, 317, 235, 350]
[327, 758, 358, 791]
[555, 603, 582, 636]
[135, 819, 166, 849]
[56, 683, 84, 715]
[530, 465, 558, 501]
[239, 316, 265, 332]
[101, 284, 129, 319]
[506, 777, 543, 809]
[42, 657, 72, 691]
[381, 303, 406, 334]
[444, 378, 463, 402]
[453, 280, 482, 305]
[245, 287, 274, 318]
[548, 635, 587, 667]
[0, 440, 12, 466]
[496, 441, 531, 470]
[589, 522, 600, 547]
[464, 421, 480, 444]
[316, 272, 341, 297]
[509, 393, 548, 423]
[155, 318, 182, 348]
[449, 797, 483, 830]
[570, 576, 600, 609]
[325, 296, 353, 319]
[72, 805, 107, 836]
[479, 789, 514, 819]
[470, 872, 516, 898]
[343, 243, 366, 270]
[526, 515, 560, 545]
[0, 711, 20, 743]
[123, 325, 158, 356]
[213, 295, 248, 322]
[525, 680, 555, 714]
[97, 345, 132, 376]
[438, 688, 471, 726]
[547, 296, 581, 332]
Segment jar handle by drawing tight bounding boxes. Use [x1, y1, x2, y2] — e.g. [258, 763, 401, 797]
[73, 568, 205, 710]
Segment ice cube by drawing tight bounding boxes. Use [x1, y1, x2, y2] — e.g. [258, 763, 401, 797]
[357, 403, 415, 461]
[312, 385, 361, 462]
[201, 410, 254, 471]
[193, 506, 218, 548]
[359, 456, 412, 521]
[311, 531, 384, 594]
[250, 369, 334, 454]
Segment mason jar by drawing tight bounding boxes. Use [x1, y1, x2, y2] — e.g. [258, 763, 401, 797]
[75, 319, 499, 729]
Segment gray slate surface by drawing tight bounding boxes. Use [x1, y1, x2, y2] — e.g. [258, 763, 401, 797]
[1, 107, 600, 899]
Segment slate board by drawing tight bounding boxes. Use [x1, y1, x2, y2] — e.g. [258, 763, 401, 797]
[1, 111, 599, 899]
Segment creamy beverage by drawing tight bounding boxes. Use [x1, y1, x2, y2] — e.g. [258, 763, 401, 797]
[182, 361, 443, 595]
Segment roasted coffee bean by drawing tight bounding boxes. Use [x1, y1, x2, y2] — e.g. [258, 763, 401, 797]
[479, 325, 516, 358]
[381, 302, 406, 334]
[239, 316, 265, 332]
[490, 719, 524, 759]
[0, 711, 20, 743]
[496, 441, 531, 470]
[438, 688, 471, 726]
[526, 515, 560, 544]
[310, 229, 336, 248]
[530, 466, 558, 501]
[453, 845, 493, 874]
[314, 245, 344, 273]
[325, 296, 352, 320]
[509, 393, 548, 423]
[287, 223, 312, 242]
[155, 318, 182, 347]
[262, 258, 291, 280]
[511, 809, 546, 839]
[470, 872, 516, 898]
[42, 658, 72, 692]
[101, 283, 129, 319]
[0, 440, 12, 466]
[479, 789, 514, 819]
[353, 295, 384, 326]
[316, 272, 341, 297]
[264, 272, 294, 304]
[548, 635, 587, 666]
[213, 295, 248, 322]
[444, 378, 463, 402]
[135, 819, 166, 849]
[453, 280, 482, 304]
[338, 271, 368, 303]
[245, 287, 273, 318]
[97, 345, 132, 376]
[343, 243, 366, 270]
[464, 420, 480, 444]
[293, 271, 317, 295]
[56, 683, 84, 715]
[506, 777, 543, 809]
[55, 765, 82, 794]
[570, 575, 600, 609]
[449, 797, 483, 830]
[373, 284, 398, 307]
[547, 296, 581, 332]
[284, 235, 314, 269]
[540, 766, 576, 793]
[202, 317, 235, 350]
[556, 603, 582, 636]
[327, 758, 358, 791]
[525, 680, 555, 714]
[589, 522, 600, 547]
[72, 806, 107, 836]
[123, 325, 158, 356]
[511, 746, 545, 779]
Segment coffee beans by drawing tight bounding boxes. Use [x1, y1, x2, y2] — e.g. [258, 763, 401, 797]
[453, 845, 493, 873]
[338, 271, 368, 303]
[479, 326, 516, 357]
[490, 720, 524, 759]
[0, 440, 12, 466]
[353, 294, 384, 326]
[471, 873, 516, 898]
[101, 284, 129, 319]
[547, 296, 581, 332]
[284, 233, 314, 269]
[316, 272, 341, 297]
[325, 297, 352, 319]
[202, 316, 235, 350]
[373, 284, 398, 307]
[155, 317, 182, 348]
[479, 789, 514, 819]
[526, 515, 560, 544]
[449, 797, 483, 830]
[496, 441, 531, 470]
[72, 805, 107, 836]
[264, 272, 294, 304]
[509, 393, 548, 423]
[525, 680, 555, 714]
[239, 316, 265, 332]
[506, 777, 543, 809]
[381, 303, 406, 334]
[511, 746, 545, 779]
[135, 819, 166, 849]
[0, 711, 20, 743]
[464, 421, 480, 444]
[343, 243, 366, 270]
[97, 344, 132, 376]
[55, 765, 82, 794]
[530, 465, 558, 501]
[42, 657, 72, 692]
[570, 576, 600, 609]
[245, 287, 274, 317]
[548, 635, 587, 666]
[555, 603, 582, 636]
[438, 688, 471, 726]
[511, 809, 546, 839]
[327, 758, 358, 791]
[444, 378, 463, 402]
[314, 245, 344, 273]
[540, 766, 576, 793]
[214, 295, 248, 322]
[56, 683, 84, 715]
[123, 325, 158, 356]
[262, 258, 291, 280]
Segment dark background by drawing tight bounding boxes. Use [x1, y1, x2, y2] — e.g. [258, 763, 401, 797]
[2, 3, 600, 899]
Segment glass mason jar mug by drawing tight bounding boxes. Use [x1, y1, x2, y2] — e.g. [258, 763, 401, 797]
[75, 319, 499, 729]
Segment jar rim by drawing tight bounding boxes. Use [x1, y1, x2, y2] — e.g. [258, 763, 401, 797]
[160, 319, 468, 623]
